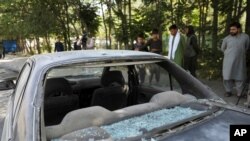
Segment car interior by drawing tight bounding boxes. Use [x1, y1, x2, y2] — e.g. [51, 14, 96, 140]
[42, 60, 210, 140]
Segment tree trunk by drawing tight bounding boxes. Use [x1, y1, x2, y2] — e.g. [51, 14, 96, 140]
[17, 37, 24, 53]
[246, 0, 250, 76]
[170, 0, 174, 24]
[108, 0, 112, 49]
[212, 0, 218, 50]
[45, 34, 52, 53]
[62, 23, 68, 51]
[35, 37, 41, 54]
[23, 39, 30, 54]
[233, 0, 238, 18]
[198, 0, 209, 49]
[101, 0, 108, 49]
[123, 0, 128, 49]
[224, 0, 233, 36]
[27, 39, 34, 54]
[176, 0, 181, 25]
[246, 0, 250, 35]
[128, 0, 132, 47]
[65, 2, 71, 50]
[202, 0, 209, 48]
[237, 0, 243, 19]
[198, 0, 202, 48]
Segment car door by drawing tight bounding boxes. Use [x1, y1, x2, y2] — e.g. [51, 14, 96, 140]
[1, 63, 32, 141]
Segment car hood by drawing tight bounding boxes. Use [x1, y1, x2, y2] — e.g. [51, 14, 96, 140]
[0, 57, 27, 81]
[160, 108, 250, 141]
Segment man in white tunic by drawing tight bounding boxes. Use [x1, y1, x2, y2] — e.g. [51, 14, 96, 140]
[221, 22, 249, 97]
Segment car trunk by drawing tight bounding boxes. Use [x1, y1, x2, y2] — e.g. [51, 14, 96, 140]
[160, 109, 250, 141]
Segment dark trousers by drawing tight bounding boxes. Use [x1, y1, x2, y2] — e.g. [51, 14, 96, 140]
[0, 51, 4, 59]
[149, 65, 160, 83]
[184, 56, 197, 77]
[74, 45, 81, 50]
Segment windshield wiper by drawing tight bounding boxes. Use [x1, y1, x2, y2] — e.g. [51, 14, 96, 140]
[208, 99, 250, 114]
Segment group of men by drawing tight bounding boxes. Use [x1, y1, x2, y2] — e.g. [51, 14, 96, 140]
[54, 22, 250, 103]
[54, 33, 95, 52]
[132, 24, 199, 77]
[73, 33, 95, 51]
[133, 22, 250, 105]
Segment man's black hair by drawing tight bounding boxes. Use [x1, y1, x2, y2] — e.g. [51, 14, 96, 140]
[169, 24, 178, 30]
[186, 25, 195, 35]
[137, 32, 145, 38]
[229, 22, 241, 29]
[151, 28, 159, 34]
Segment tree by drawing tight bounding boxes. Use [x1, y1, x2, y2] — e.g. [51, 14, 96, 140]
[0, 0, 100, 52]
[100, 0, 109, 49]
[246, 0, 250, 35]
[211, 0, 218, 50]
[78, 3, 100, 36]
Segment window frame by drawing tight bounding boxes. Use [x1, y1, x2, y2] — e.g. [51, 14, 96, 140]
[11, 62, 32, 139]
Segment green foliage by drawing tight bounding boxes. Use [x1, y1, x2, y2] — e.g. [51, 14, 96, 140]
[41, 45, 52, 53]
[198, 46, 223, 80]
[1, 0, 250, 80]
[78, 3, 101, 36]
[0, 0, 100, 51]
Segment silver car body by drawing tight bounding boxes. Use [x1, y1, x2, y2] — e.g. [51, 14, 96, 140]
[2, 50, 248, 141]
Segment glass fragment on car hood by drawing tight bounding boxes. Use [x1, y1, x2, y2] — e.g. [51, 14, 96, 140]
[51, 127, 111, 141]
[101, 106, 205, 140]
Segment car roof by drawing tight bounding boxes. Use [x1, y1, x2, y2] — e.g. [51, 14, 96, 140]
[30, 50, 166, 66]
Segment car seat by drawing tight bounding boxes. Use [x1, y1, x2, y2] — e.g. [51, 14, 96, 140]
[91, 71, 127, 110]
[44, 77, 79, 126]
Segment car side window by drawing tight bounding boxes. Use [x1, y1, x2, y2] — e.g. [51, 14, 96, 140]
[135, 63, 181, 92]
[13, 63, 31, 122]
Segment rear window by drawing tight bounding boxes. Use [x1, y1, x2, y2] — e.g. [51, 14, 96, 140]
[135, 63, 181, 92]
[47, 66, 103, 79]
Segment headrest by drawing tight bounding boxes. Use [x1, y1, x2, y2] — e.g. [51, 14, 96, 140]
[45, 78, 72, 97]
[150, 91, 197, 107]
[101, 71, 125, 87]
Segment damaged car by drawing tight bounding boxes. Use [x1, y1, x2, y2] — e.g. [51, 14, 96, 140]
[1, 50, 250, 141]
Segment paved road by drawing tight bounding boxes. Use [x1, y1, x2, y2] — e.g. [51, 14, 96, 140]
[0, 90, 12, 138]
[199, 79, 248, 107]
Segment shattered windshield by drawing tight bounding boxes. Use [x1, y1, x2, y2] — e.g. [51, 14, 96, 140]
[101, 106, 205, 140]
[52, 106, 206, 141]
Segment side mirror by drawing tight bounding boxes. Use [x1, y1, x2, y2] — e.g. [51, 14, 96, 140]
[0, 80, 15, 90]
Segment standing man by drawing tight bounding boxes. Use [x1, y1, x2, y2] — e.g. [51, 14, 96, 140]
[221, 22, 249, 97]
[132, 33, 148, 51]
[145, 29, 162, 83]
[73, 36, 81, 50]
[168, 24, 186, 67]
[145, 28, 162, 54]
[132, 33, 148, 83]
[86, 37, 96, 50]
[184, 25, 199, 77]
[54, 38, 64, 52]
[81, 32, 88, 50]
